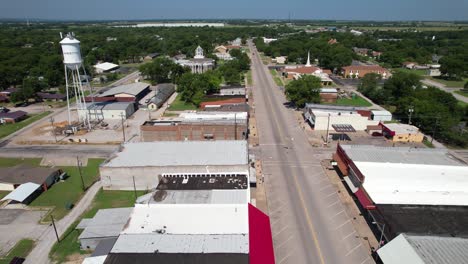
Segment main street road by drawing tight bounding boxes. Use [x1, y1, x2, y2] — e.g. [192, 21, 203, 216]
[249, 41, 373, 264]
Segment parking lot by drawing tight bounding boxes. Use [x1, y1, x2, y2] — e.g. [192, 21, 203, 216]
[0, 209, 48, 255]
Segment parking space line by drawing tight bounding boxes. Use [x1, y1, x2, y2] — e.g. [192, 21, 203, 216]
[342, 230, 356, 241]
[345, 243, 362, 256]
[334, 219, 351, 230]
[360, 256, 373, 264]
[278, 251, 294, 264]
[329, 210, 344, 219]
[319, 185, 333, 191]
[325, 191, 337, 198]
[273, 225, 289, 238]
[275, 235, 294, 249]
[326, 200, 340, 208]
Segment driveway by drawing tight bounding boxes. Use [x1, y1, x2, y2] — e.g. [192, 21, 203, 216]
[0, 209, 49, 255]
[422, 78, 467, 103]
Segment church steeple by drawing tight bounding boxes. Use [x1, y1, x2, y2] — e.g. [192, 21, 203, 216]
[305, 50, 311, 67]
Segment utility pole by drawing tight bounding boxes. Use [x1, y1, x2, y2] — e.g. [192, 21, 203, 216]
[408, 106, 414, 125]
[76, 156, 85, 191]
[234, 113, 237, 140]
[50, 117, 57, 143]
[325, 113, 331, 144]
[120, 113, 126, 142]
[51, 215, 60, 243]
[132, 176, 137, 200]
[431, 116, 440, 143]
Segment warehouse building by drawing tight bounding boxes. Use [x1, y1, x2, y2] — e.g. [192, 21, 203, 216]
[98, 82, 150, 103]
[333, 144, 468, 242]
[147, 83, 175, 110]
[94, 62, 120, 74]
[371, 110, 392, 122]
[77, 208, 133, 250]
[100, 140, 249, 190]
[219, 85, 246, 96]
[303, 104, 378, 131]
[141, 112, 248, 141]
[377, 234, 468, 264]
[79, 102, 135, 120]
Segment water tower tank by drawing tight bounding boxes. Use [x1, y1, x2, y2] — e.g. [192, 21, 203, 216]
[60, 34, 82, 69]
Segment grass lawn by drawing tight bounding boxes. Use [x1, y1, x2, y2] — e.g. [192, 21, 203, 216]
[394, 68, 427, 76]
[29, 159, 105, 220]
[0, 191, 9, 200]
[454, 90, 468, 98]
[423, 139, 435, 148]
[429, 77, 468, 88]
[0, 239, 35, 264]
[457, 101, 468, 108]
[0, 111, 52, 140]
[269, 69, 283, 86]
[167, 94, 197, 111]
[0, 157, 41, 167]
[49, 189, 145, 263]
[334, 95, 372, 107]
[246, 70, 253, 86]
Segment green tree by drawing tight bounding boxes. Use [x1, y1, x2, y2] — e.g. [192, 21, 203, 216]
[358, 73, 381, 95]
[285, 75, 321, 107]
[140, 57, 187, 84]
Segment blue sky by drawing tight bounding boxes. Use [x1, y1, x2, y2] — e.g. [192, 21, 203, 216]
[1, 0, 467, 21]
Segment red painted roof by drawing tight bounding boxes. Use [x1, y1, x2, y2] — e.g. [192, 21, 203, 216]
[284, 66, 321, 75]
[342, 65, 389, 72]
[249, 203, 275, 264]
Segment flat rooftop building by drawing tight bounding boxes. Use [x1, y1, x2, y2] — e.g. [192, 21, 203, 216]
[378, 234, 468, 264]
[334, 144, 468, 240]
[141, 112, 248, 141]
[100, 141, 249, 190]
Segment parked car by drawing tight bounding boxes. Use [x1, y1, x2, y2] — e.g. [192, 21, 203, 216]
[372, 132, 383, 137]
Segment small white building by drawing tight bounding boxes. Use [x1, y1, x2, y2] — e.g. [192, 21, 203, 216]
[371, 110, 392, 122]
[262, 37, 277, 44]
[79, 102, 135, 121]
[273, 56, 287, 64]
[304, 104, 377, 131]
[94, 62, 120, 74]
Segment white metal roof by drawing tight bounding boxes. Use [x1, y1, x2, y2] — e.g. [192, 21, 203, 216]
[1, 182, 40, 202]
[378, 234, 468, 264]
[377, 234, 425, 264]
[371, 110, 392, 116]
[78, 208, 133, 239]
[340, 145, 463, 166]
[94, 62, 119, 71]
[82, 255, 107, 264]
[122, 205, 248, 235]
[320, 88, 338, 93]
[99, 82, 149, 97]
[356, 162, 468, 206]
[104, 141, 248, 167]
[111, 234, 248, 254]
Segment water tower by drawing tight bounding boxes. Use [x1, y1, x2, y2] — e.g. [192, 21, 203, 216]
[60, 32, 92, 131]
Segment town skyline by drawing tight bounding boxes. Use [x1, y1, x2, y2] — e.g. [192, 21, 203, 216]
[1, 0, 467, 21]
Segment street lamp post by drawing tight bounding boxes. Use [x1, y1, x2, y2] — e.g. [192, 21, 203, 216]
[408, 106, 414, 125]
[325, 113, 331, 144]
[372, 221, 386, 249]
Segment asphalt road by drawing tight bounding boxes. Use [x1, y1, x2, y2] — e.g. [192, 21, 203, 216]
[421, 78, 468, 103]
[249, 41, 373, 264]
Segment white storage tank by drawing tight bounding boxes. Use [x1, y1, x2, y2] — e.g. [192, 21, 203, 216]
[60, 33, 82, 69]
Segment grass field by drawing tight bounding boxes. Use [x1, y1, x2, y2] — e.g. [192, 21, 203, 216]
[27, 158, 105, 220]
[246, 70, 253, 86]
[49, 189, 145, 263]
[429, 77, 468, 88]
[0, 191, 8, 200]
[454, 90, 468, 98]
[269, 69, 283, 86]
[334, 95, 372, 107]
[167, 94, 197, 111]
[0, 111, 52, 139]
[393, 68, 427, 76]
[0, 239, 35, 264]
